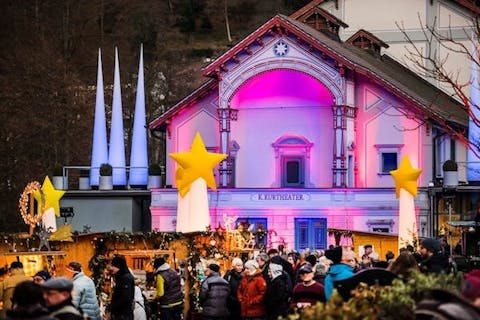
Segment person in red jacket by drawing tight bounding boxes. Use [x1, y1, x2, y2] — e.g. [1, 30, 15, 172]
[237, 259, 267, 320]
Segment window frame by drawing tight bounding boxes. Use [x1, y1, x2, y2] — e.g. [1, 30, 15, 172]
[294, 218, 327, 251]
[374, 144, 404, 175]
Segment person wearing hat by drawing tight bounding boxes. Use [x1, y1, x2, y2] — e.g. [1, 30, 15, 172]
[5, 280, 57, 320]
[462, 269, 480, 307]
[237, 259, 267, 319]
[265, 261, 289, 320]
[42, 276, 84, 320]
[67, 261, 101, 320]
[289, 263, 325, 311]
[153, 256, 184, 320]
[33, 270, 51, 284]
[108, 255, 135, 320]
[323, 246, 355, 300]
[419, 238, 451, 274]
[199, 261, 230, 319]
[223, 257, 244, 320]
[0, 261, 32, 318]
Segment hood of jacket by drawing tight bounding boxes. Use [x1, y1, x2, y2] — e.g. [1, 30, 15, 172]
[156, 263, 170, 272]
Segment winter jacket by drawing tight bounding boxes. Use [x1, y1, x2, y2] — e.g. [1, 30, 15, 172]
[223, 269, 243, 320]
[324, 263, 354, 300]
[6, 303, 58, 320]
[133, 285, 147, 320]
[110, 269, 135, 320]
[72, 271, 101, 320]
[155, 263, 184, 307]
[237, 270, 267, 318]
[419, 253, 451, 274]
[0, 269, 32, 318]
[199, 271, 230, 318]
[265, 273, 289, 320]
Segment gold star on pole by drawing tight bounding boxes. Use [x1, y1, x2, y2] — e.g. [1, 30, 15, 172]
[390, 156, 422, 198]
[34, 176, 66, 217]
[169, 132, 227, 197]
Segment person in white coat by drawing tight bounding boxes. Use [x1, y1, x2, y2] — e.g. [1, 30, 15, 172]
[133, 283, 147, 320]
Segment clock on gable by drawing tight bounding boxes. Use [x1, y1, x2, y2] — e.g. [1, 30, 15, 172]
[273, 40, 289, 57]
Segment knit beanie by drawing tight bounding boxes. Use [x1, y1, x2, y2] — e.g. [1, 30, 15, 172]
[34, 270, 51, 281]
[67, 261, 82, 273]
[325, 246, 342, 264]
[421, 238, 441, 253]
[244, 260, 259, 274]
[111, 256, 127, 270]
[462, 270, 480, 300]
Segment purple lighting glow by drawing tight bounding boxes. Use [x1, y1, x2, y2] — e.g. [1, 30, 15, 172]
[230, 69, 334, 108]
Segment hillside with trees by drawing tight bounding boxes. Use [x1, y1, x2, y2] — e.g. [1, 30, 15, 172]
[0, 0, 310, 231]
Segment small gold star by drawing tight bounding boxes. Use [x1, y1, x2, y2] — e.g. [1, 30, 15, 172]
[390, 156, 422, 198]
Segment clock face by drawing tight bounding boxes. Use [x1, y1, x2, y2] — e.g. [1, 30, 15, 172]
[273, 40, 288, 57]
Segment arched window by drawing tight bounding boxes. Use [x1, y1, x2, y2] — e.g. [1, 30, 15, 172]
[272, 135, 314, 188]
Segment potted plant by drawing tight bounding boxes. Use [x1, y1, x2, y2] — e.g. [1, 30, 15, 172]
[79, 169, 90, 190]
[147, 164, 162, 189]
[99, 163, 113, 190]
[442, 160, 458, 187]
[52, 164, 65, 190]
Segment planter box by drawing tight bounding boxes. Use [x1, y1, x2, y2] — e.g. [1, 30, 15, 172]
[147, 175, 162, 189]
[52, 176, 67, 190]
[79, 177, 90, 190]
[99, 176, 113, 190]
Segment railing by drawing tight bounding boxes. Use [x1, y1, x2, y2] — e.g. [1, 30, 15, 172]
[54, 166, 164, 190]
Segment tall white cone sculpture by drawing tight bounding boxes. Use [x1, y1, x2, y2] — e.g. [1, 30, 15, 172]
[90, 48, 108, 187]
[129, 44, 148, 186]
[108, 47, 127, 186]
[467, 34, 480, 182]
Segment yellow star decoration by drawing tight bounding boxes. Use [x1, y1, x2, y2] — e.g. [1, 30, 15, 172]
[390, 156, 422, 198]
[34, 176, 66, 217]
[169, 132, 227, 197]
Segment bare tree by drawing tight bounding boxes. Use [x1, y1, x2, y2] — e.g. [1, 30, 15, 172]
[396, 11, 480, 156]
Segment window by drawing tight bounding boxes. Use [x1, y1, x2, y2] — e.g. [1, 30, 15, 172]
[382, 152, 397, 173]
[236, 217, 268, 249]
[374, 144, 403, 175]
[295, 218, 327, 251]
[283, 157, 304, 187]
[272, 135, 313, 188]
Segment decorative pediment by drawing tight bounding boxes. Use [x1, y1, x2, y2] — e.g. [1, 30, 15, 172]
[347, 29, 389, 56]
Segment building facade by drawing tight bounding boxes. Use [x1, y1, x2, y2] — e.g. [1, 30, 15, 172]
[149, 0, 476, 251]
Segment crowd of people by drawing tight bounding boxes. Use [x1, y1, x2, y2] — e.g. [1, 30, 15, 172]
[0, 237, 479, 320]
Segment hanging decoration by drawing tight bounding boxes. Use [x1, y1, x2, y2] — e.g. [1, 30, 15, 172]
[19, 181, 45, 234]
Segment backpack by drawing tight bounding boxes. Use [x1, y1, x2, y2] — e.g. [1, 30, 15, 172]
[141, 293, 152, 319]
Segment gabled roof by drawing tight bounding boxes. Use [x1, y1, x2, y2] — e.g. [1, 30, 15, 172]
[346, 29, 389, 51]
[151, 14, 467, 131]
[294, 6, 348, 29]
[290, 0, 328, 19]
[149, 79, 217, 129]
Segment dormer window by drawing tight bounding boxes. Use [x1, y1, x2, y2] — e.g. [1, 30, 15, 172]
[293, 7, 348, 40]
[346, 29, 389, 56]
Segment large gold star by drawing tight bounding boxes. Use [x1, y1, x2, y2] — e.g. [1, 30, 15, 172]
[169, 133, 227, 197]
[34, 176, 66, 217]
[390, 156, 422, 198]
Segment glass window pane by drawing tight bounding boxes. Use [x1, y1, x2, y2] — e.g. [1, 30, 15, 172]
[382, 152, 397, 172]
[286, 161, 300, 183]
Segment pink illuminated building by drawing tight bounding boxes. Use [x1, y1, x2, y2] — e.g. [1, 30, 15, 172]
[149, 2, 474, 251]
